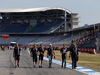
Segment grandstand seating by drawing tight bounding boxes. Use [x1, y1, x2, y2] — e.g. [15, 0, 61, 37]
[0, 36, 19, 44]
[0, 32, 99, 50]
[0, 20, 64, 34]
[16, 36, 39, 45]
[0, 35, 64, 45]
[29, 36, 57, 45]
[0, 23, 29, 33]
[78, 38, 96, 48]
[0, 21, 99, 51]
[27, 20, 64, 33]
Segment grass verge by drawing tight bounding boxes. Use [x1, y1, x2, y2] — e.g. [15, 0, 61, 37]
[44, 50, 100, 72]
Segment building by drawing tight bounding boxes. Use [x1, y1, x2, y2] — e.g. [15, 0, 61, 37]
[0, 7, 79, 34]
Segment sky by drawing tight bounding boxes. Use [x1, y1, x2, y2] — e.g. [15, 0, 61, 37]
[0, 0, 100, 27]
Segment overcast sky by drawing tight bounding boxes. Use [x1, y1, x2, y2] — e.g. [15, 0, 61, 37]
[0, 0, 100, 27]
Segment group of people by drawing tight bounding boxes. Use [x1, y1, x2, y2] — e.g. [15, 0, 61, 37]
[13, 43, 79, 69]
[31, 44, 44, 68]
[60, 43, 79, 69]
[30, 44, 55, 68]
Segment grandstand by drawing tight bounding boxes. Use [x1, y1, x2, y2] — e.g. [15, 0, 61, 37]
[0, 7, 78, 34]
[0, 7, 100, 53]
[0, 7, 78, 44]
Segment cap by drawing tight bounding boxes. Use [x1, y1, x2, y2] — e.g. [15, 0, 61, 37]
[49, 44, 52, 46]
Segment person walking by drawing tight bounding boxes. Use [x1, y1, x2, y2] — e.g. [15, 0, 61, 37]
[47, 44, 55, 68]
[38, 44, 44, 68]
[31, 44, 38, 68]
[69, 43, 79, 69]
[60, 44, 68, 68]
[13, 44, 21, 68]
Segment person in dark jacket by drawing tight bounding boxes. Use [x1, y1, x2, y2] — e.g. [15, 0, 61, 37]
[38, 44, 44, 68]
[47, 44, 55, 68]
[60, 44, 68, 68]
[13, 44, 21, 68]
[31, 44, 38, 68]
[69, 43, 79, 69]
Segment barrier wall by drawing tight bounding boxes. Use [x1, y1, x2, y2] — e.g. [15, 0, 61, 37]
[79, 48, 96, 54]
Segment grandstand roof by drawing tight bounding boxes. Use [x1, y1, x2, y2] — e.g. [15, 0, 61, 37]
[0, 7, 71, 14]
[69, 23, 100, 32]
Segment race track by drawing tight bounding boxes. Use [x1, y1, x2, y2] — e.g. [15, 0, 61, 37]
[0, 49, 87, 75]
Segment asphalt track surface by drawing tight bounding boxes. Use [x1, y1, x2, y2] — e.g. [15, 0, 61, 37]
[0, 49, 87, 75]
